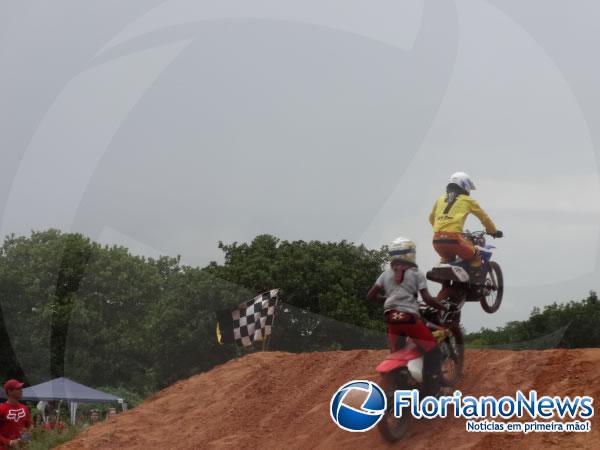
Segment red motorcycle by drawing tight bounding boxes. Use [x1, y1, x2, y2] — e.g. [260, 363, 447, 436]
[376, 302, 464, 442]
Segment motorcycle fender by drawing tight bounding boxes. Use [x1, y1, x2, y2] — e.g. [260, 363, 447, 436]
[376, 349, 423, 374]
[451, 266, 470, 283]
[407, 356, 424, 384]
[376, 359, 408, 373]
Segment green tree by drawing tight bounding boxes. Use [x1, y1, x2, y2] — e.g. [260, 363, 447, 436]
[0, 229, 81, 383]
[207, 235, 388, 351]
[465, 291, 600, 349]
[1, 230, 389, 396]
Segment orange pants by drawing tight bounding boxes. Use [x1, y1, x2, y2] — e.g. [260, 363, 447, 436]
[432, 232, 481, 267]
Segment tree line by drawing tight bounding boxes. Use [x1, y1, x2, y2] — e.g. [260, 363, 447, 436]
[464, 291, 600, 349]
[2, 230, 598, 401]
[0, 230, 387, 398]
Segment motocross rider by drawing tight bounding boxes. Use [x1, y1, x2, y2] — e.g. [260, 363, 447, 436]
[367, 237, 447, 395]
[429, 172, 503, 284]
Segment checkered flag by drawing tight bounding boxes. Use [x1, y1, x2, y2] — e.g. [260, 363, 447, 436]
[216, 289, 280, 347]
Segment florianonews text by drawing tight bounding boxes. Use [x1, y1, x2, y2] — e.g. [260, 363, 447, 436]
[393, 389, 594, 420]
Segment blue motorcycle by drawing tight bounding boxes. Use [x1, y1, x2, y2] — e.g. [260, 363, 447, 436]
[426, 230, 504, 314]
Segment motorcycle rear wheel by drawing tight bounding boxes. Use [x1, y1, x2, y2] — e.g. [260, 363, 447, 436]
[480, 261, 503, 313]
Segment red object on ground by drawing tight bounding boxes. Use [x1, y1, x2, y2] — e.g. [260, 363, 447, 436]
[43, 421, 66, 432]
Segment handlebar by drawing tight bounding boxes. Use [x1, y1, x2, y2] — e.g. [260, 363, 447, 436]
[463, 230, 492, 237]
[420, 301, 459, 327]
[463, 230, 503, 240]
[420, 300, 457, 315]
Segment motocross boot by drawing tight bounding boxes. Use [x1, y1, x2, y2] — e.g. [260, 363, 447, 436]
[469, 265, 486, 286]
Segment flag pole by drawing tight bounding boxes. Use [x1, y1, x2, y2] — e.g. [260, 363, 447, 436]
[263, 290, 279, 352]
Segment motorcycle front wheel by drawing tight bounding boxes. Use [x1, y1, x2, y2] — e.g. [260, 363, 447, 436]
[440, 326, 464, 387]
[378, 390, 411, 442]
[378, 373, 412, 442]
[480, 261, 503, 313]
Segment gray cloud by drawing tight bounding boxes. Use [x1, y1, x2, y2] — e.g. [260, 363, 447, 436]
[1, 0, 599, 334]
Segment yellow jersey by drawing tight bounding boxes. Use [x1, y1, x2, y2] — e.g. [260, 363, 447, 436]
[429, 194, 497, 234]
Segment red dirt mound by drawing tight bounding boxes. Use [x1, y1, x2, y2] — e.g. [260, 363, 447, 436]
[60, 349, 600, 449]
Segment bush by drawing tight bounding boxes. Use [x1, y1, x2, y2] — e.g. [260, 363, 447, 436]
[27, 426, 83, 450]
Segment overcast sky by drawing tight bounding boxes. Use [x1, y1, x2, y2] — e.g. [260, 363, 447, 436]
[2, 0, 600, 334]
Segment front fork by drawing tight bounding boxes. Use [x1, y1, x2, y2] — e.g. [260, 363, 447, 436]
[437, 281, 465, 306]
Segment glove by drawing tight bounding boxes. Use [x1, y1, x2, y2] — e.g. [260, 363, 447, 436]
[492, 230, 503, 238]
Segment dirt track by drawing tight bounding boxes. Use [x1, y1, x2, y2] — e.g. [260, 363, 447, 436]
[60, 349, 600, 449]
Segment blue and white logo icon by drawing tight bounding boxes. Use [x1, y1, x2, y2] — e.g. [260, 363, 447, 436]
[330, 380, 387, 432]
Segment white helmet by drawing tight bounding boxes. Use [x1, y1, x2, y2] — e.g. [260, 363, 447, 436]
[449, 171, 476, 193]
[388, 236, 416, 264]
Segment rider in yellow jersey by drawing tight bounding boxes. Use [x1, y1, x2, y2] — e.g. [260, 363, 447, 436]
[429, 172, 502, 284]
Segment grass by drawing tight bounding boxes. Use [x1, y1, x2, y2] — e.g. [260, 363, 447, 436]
[26, 426, 83, 450]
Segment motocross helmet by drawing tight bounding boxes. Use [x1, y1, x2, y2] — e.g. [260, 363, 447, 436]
[388, 236, 416, 264]
[449, 171, 476, 194]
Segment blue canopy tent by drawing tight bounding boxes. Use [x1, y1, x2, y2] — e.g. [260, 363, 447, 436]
[1, 377, 125, 424]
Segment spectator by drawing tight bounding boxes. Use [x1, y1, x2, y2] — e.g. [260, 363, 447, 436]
[105, 408, 117, 420]
[0, 379, 32, 448]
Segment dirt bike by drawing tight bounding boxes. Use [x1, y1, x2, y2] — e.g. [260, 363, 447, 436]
[376, 302, 464, 442]
[427, 230, 504, 314]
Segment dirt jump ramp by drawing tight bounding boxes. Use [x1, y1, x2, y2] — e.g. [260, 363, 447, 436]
[59, 348, 600, 449]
